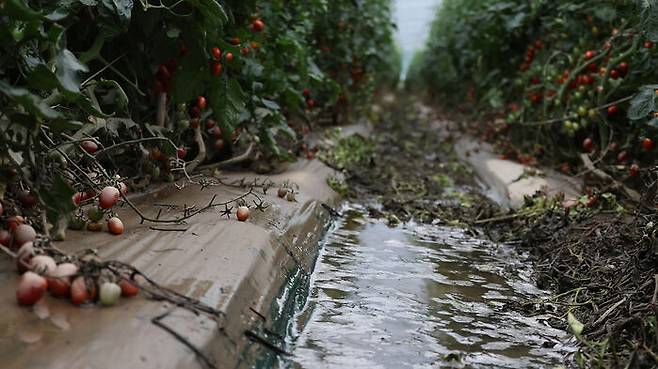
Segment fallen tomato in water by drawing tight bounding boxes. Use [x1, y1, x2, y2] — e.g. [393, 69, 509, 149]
[99, 186, 120, 209]
[107, 217, 124, 235]
[236, 206, 250, 222]
[16, 271, 47, 306]
[99, 282, 121, 306]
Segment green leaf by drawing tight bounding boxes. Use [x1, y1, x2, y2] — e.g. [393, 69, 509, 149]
[261, 98, 280, 110]
[40, 175, 76, 224]
[0, 80, 61, 119]
[628, 85, 658, 120]
[55, 49, 89, 94]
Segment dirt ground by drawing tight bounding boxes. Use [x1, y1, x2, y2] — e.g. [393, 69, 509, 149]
[320, 95, 658, 369]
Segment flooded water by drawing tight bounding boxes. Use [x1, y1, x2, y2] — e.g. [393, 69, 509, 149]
[271, 204, 571, 369]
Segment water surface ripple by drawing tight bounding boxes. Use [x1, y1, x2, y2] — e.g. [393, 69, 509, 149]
[280, 204, 571, 369]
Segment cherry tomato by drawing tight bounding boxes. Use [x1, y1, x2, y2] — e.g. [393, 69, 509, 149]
[643, 137, 654, 152]
[0, 229, 11, 247]
[251, 19, 265, 32]
[236, 206, 250, 222]
[302, 88, 311, 97]
[205, 119, 216, 129]
[225, 52, 233, 62]
[81, 140, 98, 154]
[177, 146, 187, 159]
[99, 282, 121, 306]
[582, 138, 594, 152]
[71, 276, 96, 306]
[99, 186, 120, 209]
[48, 263, 78, 297]
[211, 47, 221, 60]
[617, 150, 628, 163]
[241, 47, 249, 56]
[607, 105, 618, 117]
[645, 40, 654, 49]
[30, 255, 57, 276]
[197, 96, 207, 110]
[107, 217, 124, 235]
[119, 278, 139, 297]
[306, 99, 315, 108]
[230, 37, 241, 45]
[14, 224, 36, 247]
[629, 163, 639, 177]
[16, 271, 47, 306]
[212, 62, 222, 76]
[609, 69, 620, 79]
[7, 215, 25, 232]
[584, 50, 595, 60]
[211, 126, 222, 139]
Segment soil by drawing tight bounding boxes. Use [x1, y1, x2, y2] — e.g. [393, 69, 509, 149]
[321, 94, 658, 369]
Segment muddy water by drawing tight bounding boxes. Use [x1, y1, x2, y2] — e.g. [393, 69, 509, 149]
[271, 204, 572, 369]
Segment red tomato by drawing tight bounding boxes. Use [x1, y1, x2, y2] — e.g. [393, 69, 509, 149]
[214, 139, 225, 150]
[251, 19, 265, 32]
[211, 126, 222, 139]
[81, 140, 98, 154]
[211, 62, 222, 76]
[582, 138, 594, 152]
[302, 88, 311, 97]
[0, 229, 11, 247]
[7, 215, 25, 232]
[48, 263, 78, 297]
[225, 52, 233, 62]
[609, 69, 620, 79]
[119, 278, 139, 297]
[241, 47, 249, 56]
[584, 50, 595, 60]
[306, 99, 315, 108]
[643, 137, 654, 152]
[211, 47, 221, 60]
[157, 64, 171, 80]
[616, 150, 628, 163]
[16, 271, 47, 306]
[197, 96, 207, 110]
[236, 206, 250, 222]
[644, 40, 654, 49]
[71, 276, 96, 306]
[72, 192, 83, 206]
[629, 163, 639, 177]
[189, 106, 201, 119]
[618, 62, 629, 75]
[177, 146, 187, 159]
[230, 37, 241, 45]
[99, 186, 120, 209]
[607, 105, 618, 117]
[107, 217, 124, 235]
[16, 242, 34, 272]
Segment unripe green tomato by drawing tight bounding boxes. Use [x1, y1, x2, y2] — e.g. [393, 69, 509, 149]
[151, 166, 161, 178]
[573, 92, 583, 100]
[564, 120, 573, 130]
[578, 85, 587, 93]
[165, 173, 175, 182]
[99, 282, 121, 306]
[591, 26, 599, 37]
[178, 119, 190, 129]
[177, 103, 187, 112]
[87, 207, 104, 222]
[580, 119, 589, 128]
[578, 106, 587, 117]
[572, 122, 580, 131]
[68, 217, 86, 230]
[588, 109, 597, 119]
[554, 99, 561, 107]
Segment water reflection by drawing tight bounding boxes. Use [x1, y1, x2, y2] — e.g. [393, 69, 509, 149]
[280, 204, 571, 369]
